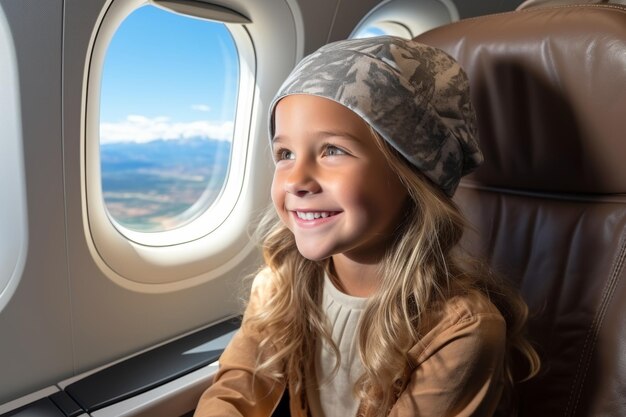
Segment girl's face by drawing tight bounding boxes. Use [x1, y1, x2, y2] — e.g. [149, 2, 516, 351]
[271, 94, 408, 263]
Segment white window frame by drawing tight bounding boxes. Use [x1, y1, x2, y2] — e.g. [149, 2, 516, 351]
[350, 0, 459, 39]
[83, 0, 257, 292]
[0, 4, 28, 314]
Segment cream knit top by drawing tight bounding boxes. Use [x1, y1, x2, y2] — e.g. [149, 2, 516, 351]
[306, 274, 368, 417]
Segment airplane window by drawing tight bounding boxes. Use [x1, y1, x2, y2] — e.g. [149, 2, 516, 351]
[85, 0, 258, 288]
[352, 21, 413, 39]
[99, 5, 239, 233]
[0, 4, 27, 313]
[350, 0, 459, 40]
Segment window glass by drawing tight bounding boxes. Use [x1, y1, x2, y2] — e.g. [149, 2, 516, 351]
[352, 21, 412, 39]
[100, 5, 239, 232]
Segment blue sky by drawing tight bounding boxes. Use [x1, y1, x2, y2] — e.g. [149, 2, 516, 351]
[100, 5, 239, 143]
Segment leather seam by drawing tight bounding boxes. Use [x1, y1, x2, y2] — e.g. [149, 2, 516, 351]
[565, 229, 626, 417]
[441, 4, 626, 28]
[457, 183, 626, 203]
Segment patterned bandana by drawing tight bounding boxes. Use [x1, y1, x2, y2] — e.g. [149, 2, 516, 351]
[268, 36, 483, 196]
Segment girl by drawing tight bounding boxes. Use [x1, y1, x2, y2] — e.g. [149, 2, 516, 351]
[194, 36, 539, 417]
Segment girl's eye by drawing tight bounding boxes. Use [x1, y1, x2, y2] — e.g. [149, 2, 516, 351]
[324, 145, 346, 157]
[274, 148, 294, 161]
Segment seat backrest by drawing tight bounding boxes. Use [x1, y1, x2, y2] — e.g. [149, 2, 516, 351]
[415, 5, 626, 417]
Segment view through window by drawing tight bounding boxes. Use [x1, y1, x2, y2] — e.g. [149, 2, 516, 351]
[100, 5, 239, 232]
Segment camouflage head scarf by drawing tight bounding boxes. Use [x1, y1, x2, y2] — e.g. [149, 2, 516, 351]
[268, 36, 483, 196]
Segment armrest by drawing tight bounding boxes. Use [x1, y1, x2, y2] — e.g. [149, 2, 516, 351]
[0, 317, 240, 417]
[64, 317, 240, 413]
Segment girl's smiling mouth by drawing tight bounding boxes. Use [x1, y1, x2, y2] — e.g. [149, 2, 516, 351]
[290, 210, 342, 225]
[295, 211, 340, 220]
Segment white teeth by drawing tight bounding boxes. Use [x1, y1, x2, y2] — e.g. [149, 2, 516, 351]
[296, 211, 332, 220]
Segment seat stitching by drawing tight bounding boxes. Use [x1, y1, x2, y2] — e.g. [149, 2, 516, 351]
[438, 4, 626, 27]
[565, 229, 626, 417]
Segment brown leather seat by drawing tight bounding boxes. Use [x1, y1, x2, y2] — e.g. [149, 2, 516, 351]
[516, 0, 626, 10]
[415, 5, 626, 417]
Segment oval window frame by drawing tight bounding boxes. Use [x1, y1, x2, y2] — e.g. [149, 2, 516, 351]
[350, 0, 459, 39]
[0, 4, 28, 314]
[83, 0, 258, 291]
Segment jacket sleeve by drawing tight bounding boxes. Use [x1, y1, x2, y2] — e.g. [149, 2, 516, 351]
[388, 310, 506, 417]
[194, 270, 286, 417]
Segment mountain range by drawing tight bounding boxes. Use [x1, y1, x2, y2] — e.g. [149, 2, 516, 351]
[100, 137, 231, 231]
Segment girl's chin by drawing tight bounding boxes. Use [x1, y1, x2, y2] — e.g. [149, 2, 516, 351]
[295, 243, 335, 261]
[297, 251, 332, 262]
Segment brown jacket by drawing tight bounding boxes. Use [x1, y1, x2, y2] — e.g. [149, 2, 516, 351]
[194, 270, 506, 417]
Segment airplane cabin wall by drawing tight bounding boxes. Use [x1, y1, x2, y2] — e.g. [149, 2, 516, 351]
[0, 0, 74, 404]
[298, 0, 382, 54]
[455, 0, 524, 18]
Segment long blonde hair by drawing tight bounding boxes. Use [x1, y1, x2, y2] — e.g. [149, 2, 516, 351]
[245, 128, 540, 415]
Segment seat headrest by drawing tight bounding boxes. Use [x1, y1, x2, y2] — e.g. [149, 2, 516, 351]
[416, 5, 626, 194]
[517, 0, 626, 10]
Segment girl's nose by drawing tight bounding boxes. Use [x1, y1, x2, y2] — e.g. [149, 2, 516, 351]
[284, 160, 320, 196]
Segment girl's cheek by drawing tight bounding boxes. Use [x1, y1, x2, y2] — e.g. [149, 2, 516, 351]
[270, 194, 284, 220]
[270, 179, 290, 226]
[270, 174, 281, 205]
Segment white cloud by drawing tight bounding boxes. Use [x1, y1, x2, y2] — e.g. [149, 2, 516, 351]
[100, 115, 234, 144]
[191, 104, 211, 112]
